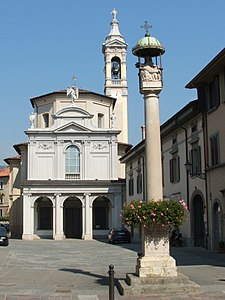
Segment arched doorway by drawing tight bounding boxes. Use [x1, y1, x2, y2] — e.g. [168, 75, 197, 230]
[212, 202, 221, 249]
[93, 196, 111, 237]
[64, 197, 82, 238]
[192, 195, 205, 247]
[34, 196, 53, 238]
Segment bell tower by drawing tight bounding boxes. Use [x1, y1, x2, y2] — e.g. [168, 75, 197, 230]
[102, 9, 128, 144]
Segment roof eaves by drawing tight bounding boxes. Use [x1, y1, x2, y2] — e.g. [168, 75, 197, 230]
[186, 48, 225, 89]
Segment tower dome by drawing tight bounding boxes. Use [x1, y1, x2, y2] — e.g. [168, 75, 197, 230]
[132, 22, 165, 58]
[132, 33, 165, 58]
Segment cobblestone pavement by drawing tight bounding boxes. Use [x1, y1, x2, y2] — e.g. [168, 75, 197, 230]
[0, 239, 225, 299]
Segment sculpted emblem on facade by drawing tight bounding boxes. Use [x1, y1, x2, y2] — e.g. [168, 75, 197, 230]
[92, 143, 107, 150]
[38, 143, 53, 150]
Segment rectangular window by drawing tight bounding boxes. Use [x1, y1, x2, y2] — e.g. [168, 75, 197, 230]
[98, 113, 104, 128]
[210, 133, 220, 166]
[137, 173, 142, 194]
[0, 182, 3, 189]
[169, 156, 180, 183]
[129, 177, 134, 196]
[207, 76, 220, 110]
[191, 145, 201, 176]
[43, 113, 49, 128]
[191, 121, 197, 133]
[0, 209, 2, 217]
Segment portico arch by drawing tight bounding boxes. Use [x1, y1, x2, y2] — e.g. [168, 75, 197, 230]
[63, 196, 82, 239]
[92, 196, 111, 238]
[34, 196, 53, 239]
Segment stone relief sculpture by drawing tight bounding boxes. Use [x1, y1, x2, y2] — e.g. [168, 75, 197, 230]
[140, 64, 161, 82]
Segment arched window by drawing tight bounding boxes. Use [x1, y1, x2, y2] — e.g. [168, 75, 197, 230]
[111, 57, 121, 80]
[65, 145, 80, 179]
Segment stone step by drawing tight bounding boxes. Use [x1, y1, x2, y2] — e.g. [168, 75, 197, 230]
[117, 272, 201, 296]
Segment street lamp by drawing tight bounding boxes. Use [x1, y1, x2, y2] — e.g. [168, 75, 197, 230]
[184, 160, 206, 180]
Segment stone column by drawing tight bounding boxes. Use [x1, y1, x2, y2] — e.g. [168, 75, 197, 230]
[83, 193, 93, 240]
[22, 193, 34, 240]
[54, 193, 64, 240]
[136, 61, 177, 277]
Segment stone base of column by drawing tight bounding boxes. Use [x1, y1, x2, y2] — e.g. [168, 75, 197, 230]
[136, 254, 177, 277]
[117, 272, 201, 296]
[117, 224, 201, 296]
[136, 224, 177, 277]
[83, 234, 92, 240]
[54, 234, 64, 240]
[22, 234, 34, 240]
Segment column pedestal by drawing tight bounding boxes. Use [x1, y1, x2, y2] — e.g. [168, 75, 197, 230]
[136, 225, 177, 277]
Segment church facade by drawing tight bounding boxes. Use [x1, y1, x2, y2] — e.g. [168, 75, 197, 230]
[9, 10, 130, 240]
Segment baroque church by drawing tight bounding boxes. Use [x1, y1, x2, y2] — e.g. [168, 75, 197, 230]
[9, 9, 130, 240]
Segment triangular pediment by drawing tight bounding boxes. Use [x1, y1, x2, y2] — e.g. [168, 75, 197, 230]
[104, 39, 127, 48]
[54, 121, 91, 133]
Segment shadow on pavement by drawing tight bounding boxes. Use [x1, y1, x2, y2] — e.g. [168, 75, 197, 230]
[171, 246, 225, 267]
[59, 267, 108, 286]
[95, 238, 141, 252]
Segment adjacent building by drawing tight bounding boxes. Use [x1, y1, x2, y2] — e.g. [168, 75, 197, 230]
[0, 166, 10, 218]
[186, 48, 225, 249]
[121, 48, 225, 250]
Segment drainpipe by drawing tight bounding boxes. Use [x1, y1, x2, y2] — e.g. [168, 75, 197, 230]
[180, 126, 190, 208]
[202, 111, 209, 248]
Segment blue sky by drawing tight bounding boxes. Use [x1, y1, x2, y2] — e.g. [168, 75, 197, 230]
[0, 1, 224, 164]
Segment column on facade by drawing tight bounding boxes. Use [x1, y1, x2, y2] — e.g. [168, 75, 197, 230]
[83, 193, 93, 240]
[111, 194, 119, 229]
[83, 140, 91, 180]
[109, 138, 118, 179]
[22, 193, 34, 240]
[54, 193, 64, 240]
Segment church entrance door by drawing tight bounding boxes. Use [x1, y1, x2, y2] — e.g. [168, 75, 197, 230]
[64, 197, 82, 239]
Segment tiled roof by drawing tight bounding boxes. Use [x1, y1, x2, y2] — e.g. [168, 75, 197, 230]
[0, 167, 10, 178]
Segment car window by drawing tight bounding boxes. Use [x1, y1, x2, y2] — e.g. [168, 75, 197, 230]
[0, 227, 7, 234]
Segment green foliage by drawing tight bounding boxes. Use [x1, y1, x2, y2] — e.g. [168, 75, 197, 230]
[0, 216, 9, 222]
[121, 199, 188, 227]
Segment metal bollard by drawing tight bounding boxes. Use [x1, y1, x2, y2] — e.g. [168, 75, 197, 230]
[108, 264, 115, 300]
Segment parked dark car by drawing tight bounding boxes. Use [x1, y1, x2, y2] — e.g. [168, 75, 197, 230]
[108, 228, 131, 244]
[0, 226, 9, 246]
[0, 223, 9, 233]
